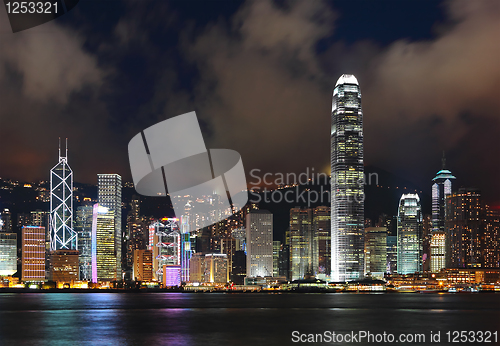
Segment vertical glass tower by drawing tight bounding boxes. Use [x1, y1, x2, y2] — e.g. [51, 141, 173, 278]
[397, 194, 423, 274]
[246, 210, 273, 278]
[289, 207, 312, 280]
[75, 204, 93, 280]
[92, 205, 116, 282]
[98, 174, 122, 279]
[331, 74, 365, 282]
[50, 139, 77, 251]
[313, 206, 331, 280]
[431, 154, 455, 269]
[0, 232, 17, 276]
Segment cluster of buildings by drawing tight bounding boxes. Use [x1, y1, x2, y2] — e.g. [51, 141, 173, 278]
[0, 142, 126, 288]
[327, 74, 500, 288]
[0, 75, 499, 291]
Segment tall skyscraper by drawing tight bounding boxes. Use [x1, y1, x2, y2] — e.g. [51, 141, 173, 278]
[0, 232, 17, 277]
[22, 226, 46, 282]
[50, 139, 77, 251]
[92, 205, 116, 282]
[246, 210, 273, 278]
[150, 219, 180, 281]
[98, 174, 122, 279]
[289, 207, 312, 280]
[431, 154, 455, 271]
[313, 206, 331, 279]
[331, 74, 365, 281]
[397, 194, 422, 274]
[126, 195, 146, 277]
[432, 154, 456, 233]
[75, 204, 94, 280]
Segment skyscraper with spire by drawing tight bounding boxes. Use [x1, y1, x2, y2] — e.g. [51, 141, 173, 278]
[431, 152, 455, 271]
[50, 138, 77, 251]
[331, 74, 365, 281]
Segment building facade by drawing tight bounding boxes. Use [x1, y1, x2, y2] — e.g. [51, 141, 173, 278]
[92, 205, 116, 282]
[98, 174, 122, 279]
[133, 249, 153, 281]
[446, 188, 490, 268]
[231, 250, 246, 285]
[50, 249, 79, 283]
[189, 252, 205, 283]
[331, 74, 365, 281]
[397, 194, 422, 274]
[0, 232, 17, 276]
[22, 226, 46, 282]
[313, 206, 331, 279]
[364, 227, 387, 279]
[431, 159, 455, 271]
[75, 204, 93, 281]
[272, 241, 281, 277]
[290, 208, 312, 280]
[430, 231, 446, 272]
[386, 235, 397, 274]
[204, 253, 228, 283]
[246, 210, 273, 278]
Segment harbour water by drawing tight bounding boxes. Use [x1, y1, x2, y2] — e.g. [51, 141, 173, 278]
[0, 292, 499, 345]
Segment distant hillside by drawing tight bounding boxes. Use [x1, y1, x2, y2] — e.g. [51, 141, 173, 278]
[255, 165, 431, 241]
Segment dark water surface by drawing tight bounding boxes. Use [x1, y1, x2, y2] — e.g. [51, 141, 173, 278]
[0, 292, 499, 345]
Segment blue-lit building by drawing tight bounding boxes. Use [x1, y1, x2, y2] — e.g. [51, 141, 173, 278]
[0, 232, 17, 277]
[397, 194, 423, 274]
[75, 204, 93, 281]
[386, 235, 397, 274]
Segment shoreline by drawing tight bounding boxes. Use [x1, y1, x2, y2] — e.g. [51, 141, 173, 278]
[0, 288, 498, 294]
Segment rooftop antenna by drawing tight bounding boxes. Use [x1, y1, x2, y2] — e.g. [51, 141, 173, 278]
[58, 137, 61, 158]
[65, 138, 68, 158]
[442, 151, 446, 170]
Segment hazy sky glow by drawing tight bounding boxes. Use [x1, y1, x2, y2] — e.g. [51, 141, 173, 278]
[0, 0, 498, 205]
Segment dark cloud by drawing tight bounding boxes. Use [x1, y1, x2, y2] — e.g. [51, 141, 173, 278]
[0, 0, 498, 206]
[0, 5, 118, 183]
[183, 0, 500, 203]
[362, 0, 500, 202]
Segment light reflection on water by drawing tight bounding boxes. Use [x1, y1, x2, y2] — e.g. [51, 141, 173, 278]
[0, 293, 499, 346]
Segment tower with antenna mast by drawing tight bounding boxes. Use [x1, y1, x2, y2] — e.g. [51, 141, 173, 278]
[50, 138, 77, 251]
[430, 151, 456, 272]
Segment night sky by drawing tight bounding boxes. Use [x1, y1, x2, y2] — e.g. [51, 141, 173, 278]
[0, 0, 498, 205]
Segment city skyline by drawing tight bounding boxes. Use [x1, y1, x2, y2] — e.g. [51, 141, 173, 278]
[0, 1, 499, 345]
[0, 1, 498, 287]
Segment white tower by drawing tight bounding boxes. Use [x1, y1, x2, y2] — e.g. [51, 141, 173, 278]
[50, 138, 77, 250]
